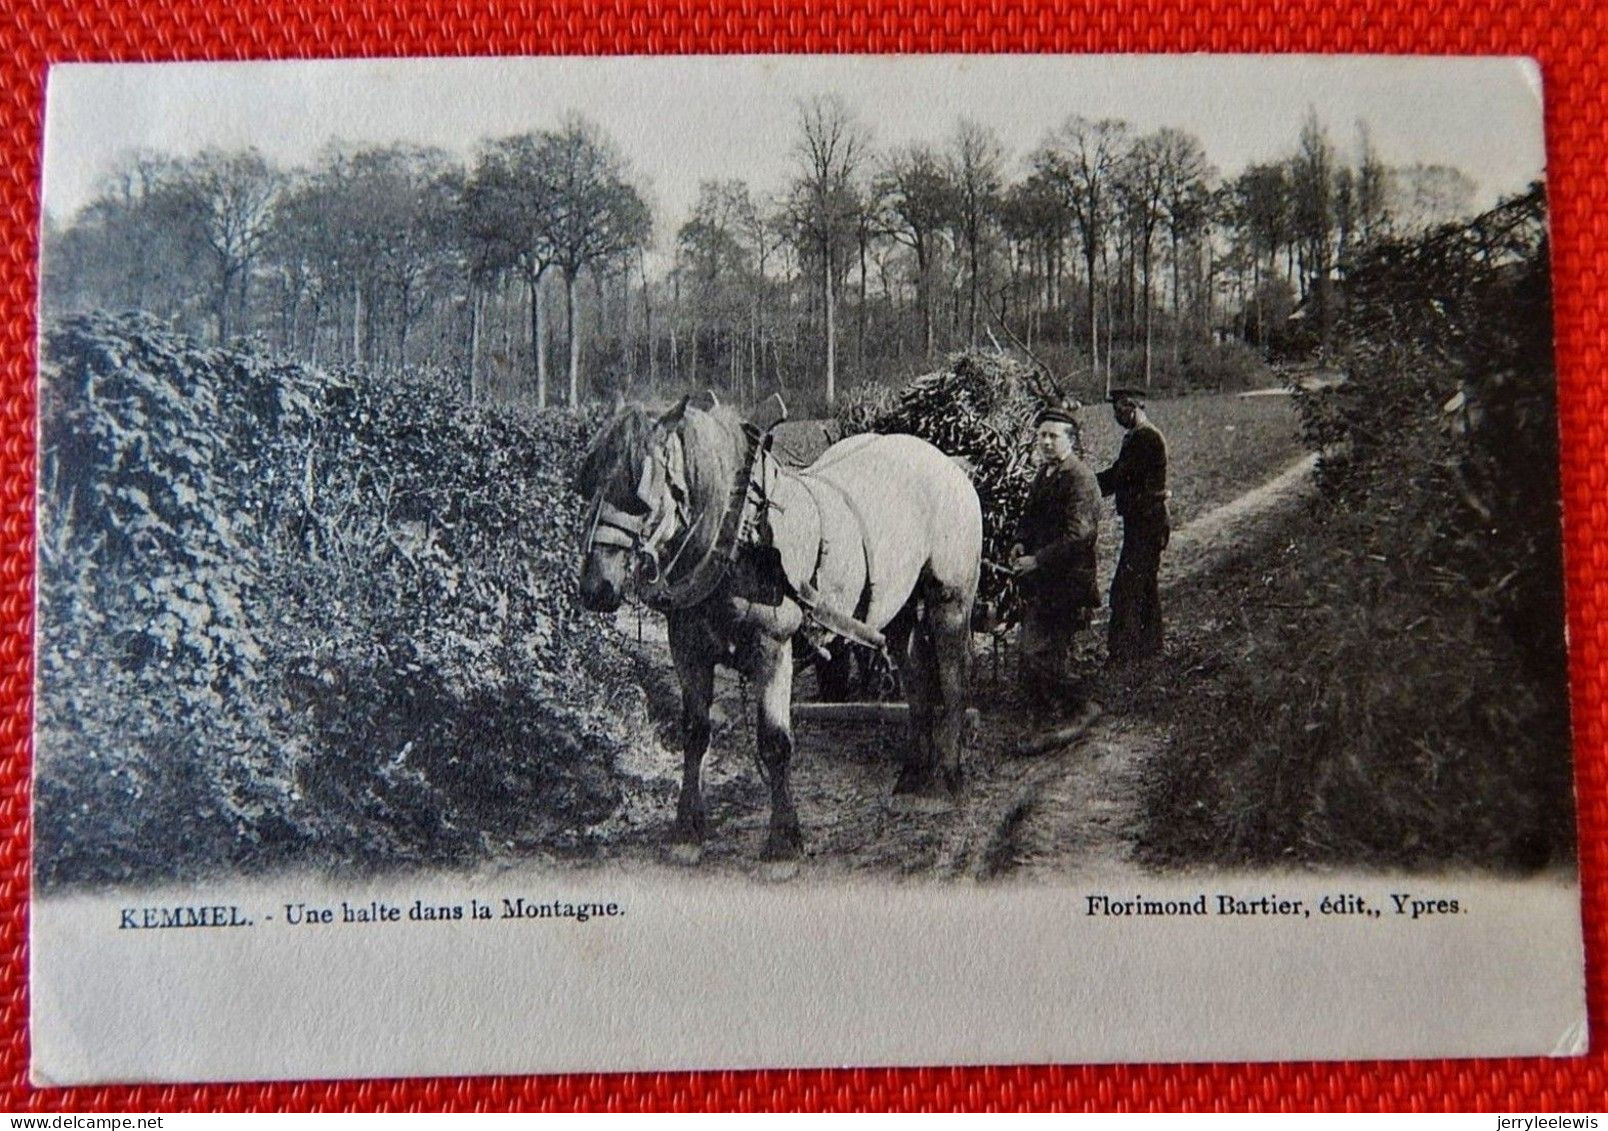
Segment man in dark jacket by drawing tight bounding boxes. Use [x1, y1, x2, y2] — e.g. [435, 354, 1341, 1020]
[1097, 388, 1170, 666]
[1011, 403, 1102, 716]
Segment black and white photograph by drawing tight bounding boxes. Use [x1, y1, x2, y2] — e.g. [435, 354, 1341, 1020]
[30, 55, 1585, 1083]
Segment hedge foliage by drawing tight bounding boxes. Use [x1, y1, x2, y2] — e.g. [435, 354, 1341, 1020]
[37, 314, 634, 887]
[1142, 185, 1574, 870]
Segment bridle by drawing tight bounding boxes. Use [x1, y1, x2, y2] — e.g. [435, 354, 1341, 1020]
[578, 411, 888, 655]
[581, 430, 692, 590]
[581, 417, 763, 610]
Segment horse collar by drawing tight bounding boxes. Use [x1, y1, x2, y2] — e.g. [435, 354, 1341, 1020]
[639, 421, 765, 612]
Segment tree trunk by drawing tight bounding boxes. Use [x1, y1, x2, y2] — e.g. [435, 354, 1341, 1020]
[565, 269, 581, 409]
[351, 276, 364, 365]
[308, 296, 323, 368]
[1253, 254, 1264, 355]
[967, 226, 980, 345]
[213, 263, 232, 345]
[857, 231, 868, 378]
[468, 285, 482, 405]
[640, 250, 655, 386]
[397, 281, 413, 367]
[918, 243, 933, 359]
[236, 261, 252, 345]
[1085, 242, 1099, 377]
[1170, 229, 1182, 367]
[1142, 244, 1154, 389]
[529, 270, 548, 408]
[824, 245, 837, 406]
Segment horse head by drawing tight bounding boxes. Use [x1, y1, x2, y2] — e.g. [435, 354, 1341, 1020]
[573, 395, 739, 613]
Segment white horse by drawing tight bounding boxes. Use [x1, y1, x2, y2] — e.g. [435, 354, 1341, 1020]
[575, 399, 982, 860]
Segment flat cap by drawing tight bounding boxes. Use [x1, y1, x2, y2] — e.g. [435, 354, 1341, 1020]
[1108, 387, 1147, 404]
[1034, 402, 1080, 427]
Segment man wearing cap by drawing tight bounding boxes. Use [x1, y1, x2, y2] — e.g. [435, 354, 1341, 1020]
[1010, 403, 1102, 716]
[1098, 388, 1170, 666]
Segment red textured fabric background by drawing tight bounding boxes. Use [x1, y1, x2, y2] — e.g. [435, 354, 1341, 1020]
[1, 0, 1603, 1113]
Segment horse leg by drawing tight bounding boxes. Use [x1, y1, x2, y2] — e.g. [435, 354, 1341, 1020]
[893, 603, 938, 796]
[926, 580, 975, 795]
[753, 638, 803, 861]
[668, 614, 714, 861]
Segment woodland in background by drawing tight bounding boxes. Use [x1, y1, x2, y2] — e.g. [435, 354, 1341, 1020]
[39, 92, 1562, 885]
[34, 190, 1566, 887]
[42, 102, 1480, 413]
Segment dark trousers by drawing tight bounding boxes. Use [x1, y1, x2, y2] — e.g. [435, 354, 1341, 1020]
[1108, 518, 1168, 665]
[1020, 598, 1090, 713]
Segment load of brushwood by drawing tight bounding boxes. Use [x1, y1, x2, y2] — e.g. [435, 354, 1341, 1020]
[838, 350, 1075, 629]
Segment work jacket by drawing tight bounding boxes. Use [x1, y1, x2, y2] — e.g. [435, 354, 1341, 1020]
[1097, 421, 1169, 526]
[1016, 454, 1102, 613]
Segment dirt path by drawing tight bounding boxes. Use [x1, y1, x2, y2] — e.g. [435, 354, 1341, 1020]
[592, 453, 1318, 883]
[960, 452, 1318, 882]
[1163, 453, 1317, 585]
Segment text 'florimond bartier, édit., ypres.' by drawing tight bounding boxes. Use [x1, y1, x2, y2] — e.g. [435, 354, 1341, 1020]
[1084, 893, 1463, 920]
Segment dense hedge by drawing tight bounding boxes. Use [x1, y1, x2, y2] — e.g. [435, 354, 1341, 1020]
[1141, 185, 1574, 870]
[37, 314, 635, 887]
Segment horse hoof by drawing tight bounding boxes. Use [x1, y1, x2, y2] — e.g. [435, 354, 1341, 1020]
[666, 841, 704, 867]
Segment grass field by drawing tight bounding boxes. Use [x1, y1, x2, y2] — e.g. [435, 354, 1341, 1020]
[1078, 389, 1305, 529]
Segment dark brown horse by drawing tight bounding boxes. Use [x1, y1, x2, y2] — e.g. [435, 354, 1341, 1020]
[574, 398, 982, 861]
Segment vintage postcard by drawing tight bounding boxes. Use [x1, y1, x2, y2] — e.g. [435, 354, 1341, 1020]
[31, 55, 1583, 1084]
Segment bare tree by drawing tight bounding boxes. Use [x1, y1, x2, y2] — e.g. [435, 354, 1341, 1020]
[677, 179, 758, 394]
[948, 119, 1003, 345]
[1290, 110, 1337, 343]
[542, 116, 653, 408]
[1155, 128, 1215, 356]
[177, 148, 281, 343]
[1119, 131, 1169, 386]
[1039, 117, 1131, 384]
[463, 135, 562, 405]
[876, 143, 953, 359]
[997, 169, 1071, 347]
[1228, 161, 1292, 349]
[791, 94, 869, 405]
[42, 149, 208, 331]
[305, 145, 464, 369]
[1353, 121, 1390, 247]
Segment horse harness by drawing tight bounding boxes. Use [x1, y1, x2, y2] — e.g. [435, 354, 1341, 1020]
[776, 454, 885, 653]
[585, 418, 887, 653]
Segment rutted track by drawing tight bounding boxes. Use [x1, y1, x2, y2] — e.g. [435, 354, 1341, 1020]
[952, 453, 1318, 881]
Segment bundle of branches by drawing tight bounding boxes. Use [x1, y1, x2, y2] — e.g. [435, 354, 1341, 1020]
[840, 350, 1077, 627]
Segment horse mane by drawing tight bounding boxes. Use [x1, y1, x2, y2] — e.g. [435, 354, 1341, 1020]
[573, 406, 656, 503]
[572, 401, 748, 540]
[673, 403, 748, 539]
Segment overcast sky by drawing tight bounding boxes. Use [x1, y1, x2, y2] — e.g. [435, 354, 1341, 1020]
[42, 55, 1545, 239]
